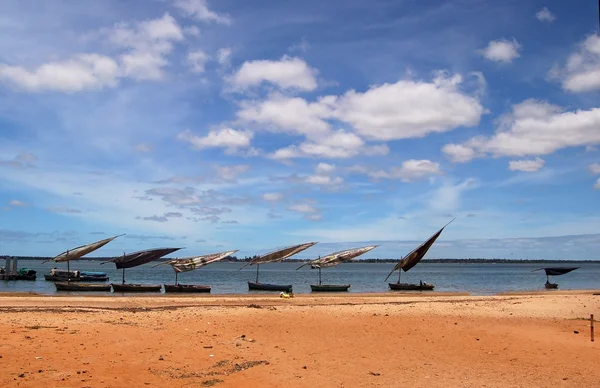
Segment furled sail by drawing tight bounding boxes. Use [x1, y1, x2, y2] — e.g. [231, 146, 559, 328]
[102, 247, 182, 269]
[532, 267, 579, 276]
[159, 250, 238, 273]
[49, 234, 124, 263]
[240, 242, 317, 269]
[384, 219, 454, 281]
[297, 245, 378, 270]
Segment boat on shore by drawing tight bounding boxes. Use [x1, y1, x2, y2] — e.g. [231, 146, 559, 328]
[240, 242, 317, 292]
[44, 269, 109, 282]
[155, 249, 238, 293]
[388, 281, 434, 291]
[103, 247, 182, 293]
[385, 219, 454, 291]
[298, 245, 378, 292]
[14, 268, 37, 281]
[310, 284, 350, 292]
[532, 267, 579, 289]
[248, 281, 293, 292]
[55, 282, 112, 292]
[111, 283, 162, 292]
[163, 284, 211, 293]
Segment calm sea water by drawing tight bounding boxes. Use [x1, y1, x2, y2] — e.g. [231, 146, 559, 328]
[1, 260, 599, 295]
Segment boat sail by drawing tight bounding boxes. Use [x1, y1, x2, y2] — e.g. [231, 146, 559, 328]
[154, 249, 238, 293]
[102, 247, 182, 292]
[532, 267, 578, 289]
[49, 234, 123, 292]
[384, 219, 455, 291]
[297, 245, 379, 292]
[240, 242, 317, 292]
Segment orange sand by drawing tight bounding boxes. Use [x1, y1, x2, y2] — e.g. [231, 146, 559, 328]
[0, 291, 599, 387]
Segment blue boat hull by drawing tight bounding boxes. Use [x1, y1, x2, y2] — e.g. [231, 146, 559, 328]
[248, 281, 292, 292]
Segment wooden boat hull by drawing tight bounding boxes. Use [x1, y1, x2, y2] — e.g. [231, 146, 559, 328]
[163, 284, 211, 293]
[55, 282, 112, 292]
[111, 283, 162, 292]
[16, 274, 36, 281]
[44, 274, 109, 282]
[248, 281, 292, 292]
[545, 282, 558, 289]
[389, 282, 435, 291]
[310, 284, 350, 292]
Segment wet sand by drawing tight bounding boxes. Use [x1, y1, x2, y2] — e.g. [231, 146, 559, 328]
[0, 291, 599, 387]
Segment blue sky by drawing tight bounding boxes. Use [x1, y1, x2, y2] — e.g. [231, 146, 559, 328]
[0, 0, 599, 260]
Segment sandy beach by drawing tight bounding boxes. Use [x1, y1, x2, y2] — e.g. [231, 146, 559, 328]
[1, 291, 599, 387]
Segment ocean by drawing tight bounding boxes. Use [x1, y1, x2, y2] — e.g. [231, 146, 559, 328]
[1, 260, 599, 295]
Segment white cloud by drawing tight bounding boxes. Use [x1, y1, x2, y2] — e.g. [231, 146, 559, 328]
[508, 158, 545, 172]
[9, 200, 28, 207]
[331, 72, 484, 141]
[187, 50, 209, 72]
[305, 174, 343, 186]
[214, 164, 250, 182]
[288, 203, 321, 220]
[0, 54, 119, 92]
[442, 143, 481, 163]
[551, 34, 600, 92]
[271, 130, 388, 160]
[479, 38, 521, 63]
[590, 163, 600, 174]
[429, 178, 478, 212]
[536, 7, 556, 23]
[595, 178, 600, 190]
[183, 25, 201, 37]
[237, 94, 333, 137]
[173, 0, 232, 25]
[216, 47, 232, 67]
[134, 143, 153, 153]
[443, 99, 600, 162]
[229, 56, 318, 91]
[353, 159, 442, 182]
[177, 128, 253, 151]
[263, 192, 283, 202]
[315, 163, 335, 175]
[110, 13, 184, 80]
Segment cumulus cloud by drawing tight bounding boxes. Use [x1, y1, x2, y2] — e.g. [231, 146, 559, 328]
[263, 192, 284, 202]
[187, 50, 209, 72]
[479, 38, 521, 63]
[443, 99, 600, 162]
[271, 130, 388, 160]
[229, 56, 318, 91]
[0, 54, 119, 92]
[550, 34, 600, 93]
[173, 0, 232, 25]
[331, 73, 484, 141]
[177, 128, 253, 152]
[238, 72, 482, 159]
[536, 7, 556, 23]
[110, 13, 184, 80]
[134, 143, 153, 153]
[304, 163, 343, 187]
[214, 164, 250, 182]
[590, 163, 600, 174]
[508, 158, 545, 172]
[216, 47, 232, 67]
[288, 203, 321, 221]
[352, 159, 442, 182]
[595, 178, 600, 190]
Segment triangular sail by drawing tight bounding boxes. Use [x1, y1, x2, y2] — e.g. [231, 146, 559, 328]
[532, 267, 579, 276]
[102, 247, 183, 269]
[239, 242, 317, 269]
[384, 219, 454, 281]
[297, 245, 378, 270]
[50, 234, 124, 263]
[160, 250, 238, 273]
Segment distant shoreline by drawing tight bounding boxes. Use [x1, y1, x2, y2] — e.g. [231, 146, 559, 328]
[2, 256, 599, 264]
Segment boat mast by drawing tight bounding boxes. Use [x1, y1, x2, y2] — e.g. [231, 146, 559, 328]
[318, 267, 322, 285]
[255, 264, 260, 283]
